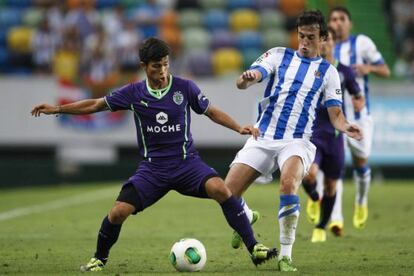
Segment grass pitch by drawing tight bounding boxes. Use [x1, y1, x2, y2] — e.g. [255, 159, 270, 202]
[0, 180, 413, 275]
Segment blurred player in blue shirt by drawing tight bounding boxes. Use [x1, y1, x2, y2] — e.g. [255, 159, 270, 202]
[328, 6, 390, 233]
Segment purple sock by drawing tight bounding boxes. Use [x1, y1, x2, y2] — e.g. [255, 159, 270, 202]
[302, 180, 319, 201]
[94, 216, 122, 263]
[317, 193, 336, 229]
[220, 196, 257, 253]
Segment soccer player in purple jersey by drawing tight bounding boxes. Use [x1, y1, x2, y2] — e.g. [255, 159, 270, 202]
[301, 27, 364, 242]
[31, 38, 277, 272]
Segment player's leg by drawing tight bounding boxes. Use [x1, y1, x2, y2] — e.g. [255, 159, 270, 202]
[277, 139, 316, 272]
[348, 117, 373, 229]
[174, 154, 277, 265]
[205, 176, 277, 264]
[329, 178, 344, 235]
[81, 160, 170, 272]
[352, 154, 370, 229]
[303, 163, 321, 224]
[312, 177, 337, 243]
[225, 138, 276, 249]
[81, 185, 138, 272]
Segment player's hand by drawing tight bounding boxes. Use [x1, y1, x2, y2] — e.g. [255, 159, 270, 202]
[345, 123, 363, 141]
[239, 125, 259, 140]
[352, 64, 371, 77]
[31, 104, 59, 117]
[241, 70, 261, 82]
[351, 95, 365, 112]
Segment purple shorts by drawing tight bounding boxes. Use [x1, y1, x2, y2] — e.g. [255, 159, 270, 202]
[123, 154, 219, 212]
[311, 132, 345, 179]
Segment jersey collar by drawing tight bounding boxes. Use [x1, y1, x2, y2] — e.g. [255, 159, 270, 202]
[146, 74, 173, 99]
[295, 51, 322, 62]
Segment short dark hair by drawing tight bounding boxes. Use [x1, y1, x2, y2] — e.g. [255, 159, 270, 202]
[327, 26, 337, 41]
[296, 10, 328, 40]
[329, 6, 352, 21]
[139, 37, 170, 64]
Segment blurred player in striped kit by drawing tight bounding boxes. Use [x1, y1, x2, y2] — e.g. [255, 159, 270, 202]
[327, 6, 390, 234]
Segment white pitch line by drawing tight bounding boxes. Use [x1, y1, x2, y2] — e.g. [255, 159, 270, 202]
[0, 186, 118, 222]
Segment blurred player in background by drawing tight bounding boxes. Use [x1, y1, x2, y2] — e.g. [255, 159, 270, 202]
[302, 27, 363, 243]
[328, 6, 390, 234]
[225, 10, 362, 271]
[31, 38, 277, 272]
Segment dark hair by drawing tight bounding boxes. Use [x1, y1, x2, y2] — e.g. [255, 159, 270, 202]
[329, 6, 352, 21]
[296, 10, 328, 40]
[139, 37, 170, 64]
[327, 26, 337, 41]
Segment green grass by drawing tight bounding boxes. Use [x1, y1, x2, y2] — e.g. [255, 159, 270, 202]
[0, 181, 413, 275]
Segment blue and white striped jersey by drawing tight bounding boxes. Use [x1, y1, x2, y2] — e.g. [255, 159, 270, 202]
[334, 34, 385, 120]
[250, 47, 342, 141]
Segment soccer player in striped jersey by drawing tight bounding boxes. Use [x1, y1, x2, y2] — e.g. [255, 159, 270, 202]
[225, 10, 362, 271]
[328, 6, 390, 232]
[31, 38, 278, 272]
[302, 27, 364, 243]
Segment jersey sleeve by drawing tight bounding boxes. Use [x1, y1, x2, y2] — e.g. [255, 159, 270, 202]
[104, 84, 133, 111]
[187, 80, 210, 114]
[358, 35, 385, 65]
[249, 47, 282, 82]
[322, 66, 343, 108]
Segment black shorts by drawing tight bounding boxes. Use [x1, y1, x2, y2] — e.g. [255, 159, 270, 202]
[116, 183, 142, 214]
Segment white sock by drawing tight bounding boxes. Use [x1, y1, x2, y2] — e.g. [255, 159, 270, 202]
[354, 167, 371, 206]
[278, 195, 300, 261]
[330, 179, 344, 223]
[240, 197, 253, 223]
[316, 170, 324, 196]
[280, 244, 293, 260]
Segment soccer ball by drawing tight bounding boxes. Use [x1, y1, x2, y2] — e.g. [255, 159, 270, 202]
[169, 238, 207, 272]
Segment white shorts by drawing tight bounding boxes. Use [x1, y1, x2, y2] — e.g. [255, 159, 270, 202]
[231, 137, 316, 183]
[346, 115, 374, 159]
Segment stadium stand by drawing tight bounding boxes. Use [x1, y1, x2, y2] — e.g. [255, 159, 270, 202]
[0, 0, 296, 77]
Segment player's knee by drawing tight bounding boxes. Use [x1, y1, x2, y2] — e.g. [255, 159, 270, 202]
[324, 179, 337, 196]
[280, 176, 299, 194]
[205, 178, 232, 203]
[108, 203, 133, 224]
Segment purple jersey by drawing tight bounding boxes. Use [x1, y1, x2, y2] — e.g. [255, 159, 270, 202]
[105, 76, 210, 159]
[312, 61, 360, 138]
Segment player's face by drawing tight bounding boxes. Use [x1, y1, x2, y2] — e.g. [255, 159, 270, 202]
[320, 31, 335, 58]
[297, 25, 322, 58]
[329, 11, 352, 41]
[141, 55, 170, 88]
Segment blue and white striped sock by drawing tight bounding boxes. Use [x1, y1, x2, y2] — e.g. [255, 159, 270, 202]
[278, 194, 300, 260]
[239, 197, 253, 223]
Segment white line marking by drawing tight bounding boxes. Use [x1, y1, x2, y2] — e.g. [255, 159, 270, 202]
[0, 186, 117, 222]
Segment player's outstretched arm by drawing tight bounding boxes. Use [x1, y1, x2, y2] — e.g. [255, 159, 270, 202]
[327, 106, 363, 140]
[236, 69, 262, 89]
[31, 98, 108, 117]
[204, 105, 259, 139]
[352, 63, 390, 78]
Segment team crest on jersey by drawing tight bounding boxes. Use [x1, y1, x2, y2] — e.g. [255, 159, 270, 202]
[336, 89, 342, 95]
[173, 91, 183, 105]
[314, 70, 321, 78]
